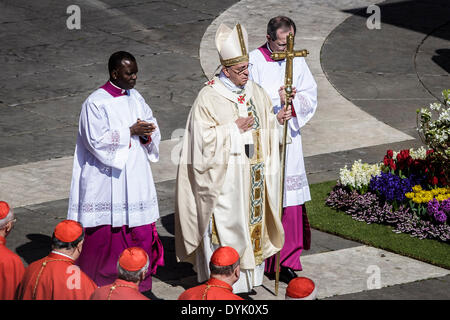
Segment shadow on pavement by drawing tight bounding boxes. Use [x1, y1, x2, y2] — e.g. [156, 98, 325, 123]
[153, 235, 196, 283]
[432, 49, 450, 74]
[237, 289, 257, 300]
[343, 0, 450, 76]
[16, 234, 52, 265]
[160, 213, 175, 236]
[142, 289, 164, 300]
[343, 0, 450, 41]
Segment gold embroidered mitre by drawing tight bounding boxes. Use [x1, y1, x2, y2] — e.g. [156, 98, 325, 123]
[215, 23, 249, 67]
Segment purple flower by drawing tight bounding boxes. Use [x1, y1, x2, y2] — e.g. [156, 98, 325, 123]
[435, 210, 447, 223]
[427, 198, 450, 223]
[326, 184, 450, 242]
[427, 198, 440, 216]
[369, 172, 419, 203]
[442, 199, 450, 213]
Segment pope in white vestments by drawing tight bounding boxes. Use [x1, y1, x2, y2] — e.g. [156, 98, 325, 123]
[175, 23, 286, 294]
[249, 16, 317, 281]
[67, 51, 164, 292]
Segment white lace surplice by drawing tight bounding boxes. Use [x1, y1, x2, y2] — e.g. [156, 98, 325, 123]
[68, 88, 160, 228]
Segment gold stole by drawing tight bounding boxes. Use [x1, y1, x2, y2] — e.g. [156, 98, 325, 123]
[246, 98, 264, 266]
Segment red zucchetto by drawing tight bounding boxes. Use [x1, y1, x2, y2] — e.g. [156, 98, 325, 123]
[285, 277, 317, 300]
[54, 220, 83, 243]
[0, 201, 10, 220]
[210, 246, 239, 267]
[119, 247, 148, 271]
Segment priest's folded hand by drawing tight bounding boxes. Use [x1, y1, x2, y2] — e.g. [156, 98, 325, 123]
[130, 120, 157, 136]
[235, 116, 254, 132]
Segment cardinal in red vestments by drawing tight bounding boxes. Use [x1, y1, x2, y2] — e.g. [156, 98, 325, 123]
[0, 201, 25, 300]
[15, 220, 97, 300]
[178, 246, 244, 300]
[90, 247, 150, 300]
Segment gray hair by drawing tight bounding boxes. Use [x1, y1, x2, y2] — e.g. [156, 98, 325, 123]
[117, 259, 149, 283]
[209, 258, 240, 276]
[0, 208, 14, 230]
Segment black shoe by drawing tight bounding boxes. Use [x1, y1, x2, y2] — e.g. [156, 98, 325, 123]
[265, 267, 298, 284]
[265, 271, 276, 281]
[279, 266, 298, 284]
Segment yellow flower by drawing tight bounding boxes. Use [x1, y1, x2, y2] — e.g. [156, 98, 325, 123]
[413, 197, 422, 204]
[431, 188, 441, 196]
[412, 185, 422, 192]
[419, 191, 430, 198]
[405, 192, 415, 199]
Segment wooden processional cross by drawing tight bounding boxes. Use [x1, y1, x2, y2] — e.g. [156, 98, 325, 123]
[270, 33, 309, 296]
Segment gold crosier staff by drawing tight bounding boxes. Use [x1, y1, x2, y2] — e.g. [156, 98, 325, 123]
[270, 33, 308, 296]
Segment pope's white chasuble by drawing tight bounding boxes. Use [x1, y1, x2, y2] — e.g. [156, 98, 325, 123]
[175, 76, 284, 293]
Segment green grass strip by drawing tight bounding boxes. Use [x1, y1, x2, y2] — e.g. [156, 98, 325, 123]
[305, 180, 450, 269]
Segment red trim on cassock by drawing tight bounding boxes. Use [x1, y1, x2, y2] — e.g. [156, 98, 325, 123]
[290, 102, 297, 117]
[139, 135, 152, 146]
[258, 43, 276, 62]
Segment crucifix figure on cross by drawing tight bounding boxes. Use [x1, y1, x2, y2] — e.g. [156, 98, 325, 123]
[270, 32, 309, 296]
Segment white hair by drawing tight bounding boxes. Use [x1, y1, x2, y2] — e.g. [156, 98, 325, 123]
[116, 258, 149, 283]
[0, 208, 14, 230]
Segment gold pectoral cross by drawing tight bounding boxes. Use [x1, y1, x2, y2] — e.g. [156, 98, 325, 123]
[270, 32, 309, 296]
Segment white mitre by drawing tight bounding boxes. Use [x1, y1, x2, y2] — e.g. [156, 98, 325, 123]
[215, 23, 249, 67]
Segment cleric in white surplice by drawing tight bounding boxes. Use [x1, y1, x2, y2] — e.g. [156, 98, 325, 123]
[67, 51, 164, 293]
[249, 16, 317, 283]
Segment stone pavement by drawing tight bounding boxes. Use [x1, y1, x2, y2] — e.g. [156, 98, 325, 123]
[0, 0, 449, 300]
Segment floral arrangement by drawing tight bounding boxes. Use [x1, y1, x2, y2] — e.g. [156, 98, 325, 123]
[382, 147, 446, 187]
[405, 185, 450, 204]
[339, 160, 381, 194]
[416, 89, 449, 182]
[327, 91, 449, 242]
[428, 198, 450, 224]
[326, 148, 450, 242]
[369, 172, 420, 204]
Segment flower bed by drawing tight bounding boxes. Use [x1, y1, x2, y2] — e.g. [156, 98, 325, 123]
[327, 91, 450, 242]
[326, 147, 450, 242]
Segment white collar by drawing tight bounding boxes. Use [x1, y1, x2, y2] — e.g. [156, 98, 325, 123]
[218, 70, 245, 92]
[51, 250, 75, 260]
[209, 75, 253, 107]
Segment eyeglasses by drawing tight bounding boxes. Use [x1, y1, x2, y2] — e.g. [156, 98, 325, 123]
[227, 63, 252, 75]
